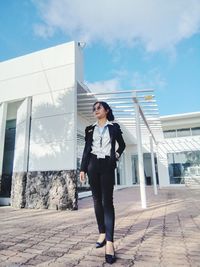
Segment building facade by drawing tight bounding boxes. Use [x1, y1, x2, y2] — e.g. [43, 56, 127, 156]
[0, 41, 199, 209]
[0, 41, 83, 209]
[160, 112, 200, 186]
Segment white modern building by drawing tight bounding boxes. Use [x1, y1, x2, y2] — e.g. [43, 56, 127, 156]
[0, 41, 82, 209]
[160, 112, 200, 186]
[0, 41, 199, 209]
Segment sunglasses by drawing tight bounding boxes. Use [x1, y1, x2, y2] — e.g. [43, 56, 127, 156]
[93, 105, 102, 112]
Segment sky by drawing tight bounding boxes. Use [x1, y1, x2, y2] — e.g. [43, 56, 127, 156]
[0, 0, 200, 116]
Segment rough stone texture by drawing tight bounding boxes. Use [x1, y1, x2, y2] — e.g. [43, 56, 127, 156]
[11, 170, 78, 210]
[26, 170, 78, 210]
[11, 172, 27, 208]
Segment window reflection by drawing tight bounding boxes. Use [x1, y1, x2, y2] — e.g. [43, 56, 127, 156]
[164, 126, 200, 138]
[77, 133, 90, 192]
[167, 151, 200, 184]
[164, 130, 176, 138]
[192, 127, 200, 136]
[177, 128, 190, 137]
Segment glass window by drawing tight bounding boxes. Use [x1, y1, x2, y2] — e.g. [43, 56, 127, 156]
[3, 119, 16, 173]
[1, 119, 16, 197]
[117, 154, 125, 185]
[164, 130, 176, 138]
[177, 128, 190, 137]
[77, 133, 90, 192]
[167, 151, 200, 184]
[191, 127, 200, 136]
[131, 155, 139, 184]
[131, 153, 158, 185]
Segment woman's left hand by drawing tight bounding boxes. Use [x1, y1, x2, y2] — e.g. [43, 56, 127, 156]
[80, 171, 86, 183]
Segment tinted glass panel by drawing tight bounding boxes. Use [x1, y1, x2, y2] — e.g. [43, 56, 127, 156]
[164, 130, 176, 138]
[177, 128, 190, 137]
[1, 119, 16, 197]
[192, 127, 200, 136]
[167, 151, 200, 184]
[77, 134, 90, 192]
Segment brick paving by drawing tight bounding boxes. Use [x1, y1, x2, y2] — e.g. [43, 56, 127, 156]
[0, 186, 200, 267]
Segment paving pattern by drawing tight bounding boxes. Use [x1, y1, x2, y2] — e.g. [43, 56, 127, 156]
[0, 186, 200, 267]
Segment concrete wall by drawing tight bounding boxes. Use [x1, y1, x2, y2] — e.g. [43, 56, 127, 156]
[0, 42, 76, 102]
[29, 87, 76, 171]
[161, 112, 200, 130]
[0, 41, 83, 172]
[0, 41, 83, 209]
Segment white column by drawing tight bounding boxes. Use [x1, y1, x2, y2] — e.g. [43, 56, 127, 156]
[13, 97, 32, 172]
[0, 102, 7, 176]
[150, 135, 158, 195]
[157, 142, 170, 187]
[124, 147, 133, 186]
[134, 101, 147, 209]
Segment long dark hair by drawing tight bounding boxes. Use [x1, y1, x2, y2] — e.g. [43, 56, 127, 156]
[93, 101, 115, 121]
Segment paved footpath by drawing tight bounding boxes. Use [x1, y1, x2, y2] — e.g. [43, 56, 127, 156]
[0, 186, 200, 267]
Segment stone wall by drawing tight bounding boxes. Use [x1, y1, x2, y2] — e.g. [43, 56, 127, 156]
[11, 172, 27, 208]
[11, 170, 78, 210]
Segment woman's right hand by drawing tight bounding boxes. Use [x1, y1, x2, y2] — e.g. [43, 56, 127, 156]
[80, 171, 86, 183]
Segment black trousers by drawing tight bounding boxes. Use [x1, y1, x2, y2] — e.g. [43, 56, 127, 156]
[87, 154, 115, 242]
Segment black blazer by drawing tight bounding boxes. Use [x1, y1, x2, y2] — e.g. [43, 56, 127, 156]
[80, 122, 126, 173]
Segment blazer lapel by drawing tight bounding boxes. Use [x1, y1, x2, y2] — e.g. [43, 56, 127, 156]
[108, 124, 114, 142]
[87, 125, 95, 144]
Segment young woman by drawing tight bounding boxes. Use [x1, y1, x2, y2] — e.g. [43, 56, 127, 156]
[80, 101, 126, 264]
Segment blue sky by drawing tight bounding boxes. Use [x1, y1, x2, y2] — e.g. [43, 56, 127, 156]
[0, 0, 200, 116]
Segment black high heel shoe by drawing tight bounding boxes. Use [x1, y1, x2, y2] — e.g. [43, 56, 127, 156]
[105, 244, 116, 264]
[105, 253, 116, 264]
[96, 239, 106, 248]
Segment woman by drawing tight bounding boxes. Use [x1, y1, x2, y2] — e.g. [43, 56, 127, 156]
[80, 101, 126, 264]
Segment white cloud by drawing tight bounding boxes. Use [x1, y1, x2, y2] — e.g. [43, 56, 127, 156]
[131, 69, 167, 90]
[33, 24, 54, 38]
[86, 78, 121, 93]
[33, 0, 200, 51]
[85, 68, 166, 94]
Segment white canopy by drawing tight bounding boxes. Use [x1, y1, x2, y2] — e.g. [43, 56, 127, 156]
[77, 82, 164, 145]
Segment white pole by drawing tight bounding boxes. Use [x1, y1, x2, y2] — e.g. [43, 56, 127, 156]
[134, 101, 147, 209]
[150, 135, 158, 195]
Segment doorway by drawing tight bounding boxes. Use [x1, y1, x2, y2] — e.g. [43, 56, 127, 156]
[0, 100, 23, 203]
[0, 120, 16, 197]
[131, 153, 158, 185]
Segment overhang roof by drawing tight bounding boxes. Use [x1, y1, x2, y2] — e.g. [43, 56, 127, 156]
[77, 82, 164, 145]
[161, 111, 200, 121]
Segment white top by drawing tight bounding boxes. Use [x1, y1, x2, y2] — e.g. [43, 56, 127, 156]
[91, 120, 112, 158]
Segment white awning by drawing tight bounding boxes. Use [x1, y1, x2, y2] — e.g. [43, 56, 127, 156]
[77, 82, 164, 145]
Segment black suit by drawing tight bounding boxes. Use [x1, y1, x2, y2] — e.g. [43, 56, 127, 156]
[80, 122, 126, 242]
[80, 122, 126, 173]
